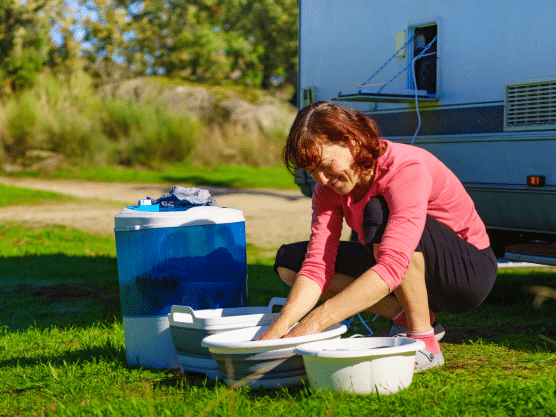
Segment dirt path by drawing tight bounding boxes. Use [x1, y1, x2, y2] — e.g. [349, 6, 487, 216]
[0, 177, 352, 254]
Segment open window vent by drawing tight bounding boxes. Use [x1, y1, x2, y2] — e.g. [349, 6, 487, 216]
[504, 77, 556, 132]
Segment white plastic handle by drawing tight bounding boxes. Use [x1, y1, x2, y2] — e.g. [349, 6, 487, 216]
[169, 304, 196, 318]
[348, 334, 366, 339]
[267, 297, 287, 310]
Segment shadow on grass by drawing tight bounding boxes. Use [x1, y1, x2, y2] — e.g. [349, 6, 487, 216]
[245, 263, 290, 307]
[0, 255, 288, 331]
[1, 254, 121, 331]
[0, 337, 126, 371]
[438, 268, 556, 351]
[3, 251, 555, 355]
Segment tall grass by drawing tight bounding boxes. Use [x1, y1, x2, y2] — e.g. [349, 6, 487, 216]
[191, 123, 287, 168]
[0, 72, 200, 169]
[1, 72, 103, 162]
[102, 99, 198, 167]
[0, 72, 292, 172]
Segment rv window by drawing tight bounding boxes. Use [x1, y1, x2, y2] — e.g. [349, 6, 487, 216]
[335, 21, 439, 103]
[412, 25, 437, 95]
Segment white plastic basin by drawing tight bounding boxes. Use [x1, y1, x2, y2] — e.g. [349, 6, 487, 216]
[168, 297, 286, 378]
[201, 323, 348, 389]
[294, 336, 425, 395]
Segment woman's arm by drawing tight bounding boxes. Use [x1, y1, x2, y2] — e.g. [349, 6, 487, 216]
[259, 184, 344, 340]
[283, 267, 390, 338]
[260, 247, 390, 340]
[257, 275, 322, 340]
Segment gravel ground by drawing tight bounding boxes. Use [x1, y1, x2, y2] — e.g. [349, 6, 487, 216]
[0, 177, 352, 254]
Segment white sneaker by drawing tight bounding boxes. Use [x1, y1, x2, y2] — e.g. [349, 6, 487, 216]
[414, 348, 445, 372]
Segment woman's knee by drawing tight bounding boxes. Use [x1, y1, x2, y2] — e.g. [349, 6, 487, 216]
[273, 242, 309, 275]
[276, 266, 297, 287]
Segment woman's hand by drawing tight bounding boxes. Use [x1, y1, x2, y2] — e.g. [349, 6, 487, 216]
[256, 275, 322, 340]
[282, 315, 323, 338]
[258, 314, 323, 340]
[257, 320, 290, 340]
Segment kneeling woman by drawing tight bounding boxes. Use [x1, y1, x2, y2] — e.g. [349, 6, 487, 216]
[258, 101, 497, 372]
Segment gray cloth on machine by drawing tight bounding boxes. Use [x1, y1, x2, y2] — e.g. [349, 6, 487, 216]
[150, 186, 217, 208]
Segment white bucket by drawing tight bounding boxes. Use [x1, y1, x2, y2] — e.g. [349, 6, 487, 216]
[201, 323, 348, 389]
[294, 336, 425, 395]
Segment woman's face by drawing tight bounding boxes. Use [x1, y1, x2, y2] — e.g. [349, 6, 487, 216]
[308, 141, 363, 195]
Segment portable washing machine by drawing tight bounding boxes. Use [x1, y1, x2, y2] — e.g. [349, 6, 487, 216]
[114, 199, 247, 368]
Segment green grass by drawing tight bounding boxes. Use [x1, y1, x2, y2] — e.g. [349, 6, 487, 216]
[0, 183, 75, 207]
[3, 164, 298, 190]
[1, 222, 555, 416]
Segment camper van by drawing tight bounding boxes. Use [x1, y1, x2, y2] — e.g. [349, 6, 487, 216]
[294, 0, 556, 265]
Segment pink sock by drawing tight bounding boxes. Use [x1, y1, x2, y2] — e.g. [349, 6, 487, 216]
[407, 327, 441, 354]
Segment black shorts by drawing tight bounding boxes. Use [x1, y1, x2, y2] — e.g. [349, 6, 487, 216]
[274, 196, 498, 314]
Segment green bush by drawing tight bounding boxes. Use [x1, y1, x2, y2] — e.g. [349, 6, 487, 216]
[0, 72, 200, 169]
[3, 94, 37, 157]
[102, 99, 199, 168]
[0, 72, 102, 162]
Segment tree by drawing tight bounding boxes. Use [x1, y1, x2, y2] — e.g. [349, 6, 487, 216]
[63, 0, 298, 89]
[177, 0, 298, 88]
[129, 1, 243, 80]
[0, 0, 60, 91]
[75, 0, 136, 83]
[225, 0, 298, 89]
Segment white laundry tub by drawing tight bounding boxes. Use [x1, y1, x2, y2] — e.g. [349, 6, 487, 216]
[168, 297, 286, 378]
[201, 323, 348, 389]
[294, 336, 425, 395]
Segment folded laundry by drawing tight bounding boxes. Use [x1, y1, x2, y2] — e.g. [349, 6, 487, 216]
[150, 186, 217, 208]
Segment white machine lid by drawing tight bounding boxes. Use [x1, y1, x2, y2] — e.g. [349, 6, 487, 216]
[114, 205, 245, 231]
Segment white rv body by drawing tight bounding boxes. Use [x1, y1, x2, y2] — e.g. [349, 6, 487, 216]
[297, 0, 556, 260]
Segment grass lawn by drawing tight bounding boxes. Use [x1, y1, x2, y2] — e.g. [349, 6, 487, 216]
[3, 164, 299, 190]
[1, 186, 555, 416]
[0, 183, 76, 207]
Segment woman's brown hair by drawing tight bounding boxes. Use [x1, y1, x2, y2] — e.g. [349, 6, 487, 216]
[283, 101, 386, 175]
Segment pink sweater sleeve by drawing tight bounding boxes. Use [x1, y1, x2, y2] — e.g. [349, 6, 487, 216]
[370, 161, 432, 291]
[297, 184, 344, 293]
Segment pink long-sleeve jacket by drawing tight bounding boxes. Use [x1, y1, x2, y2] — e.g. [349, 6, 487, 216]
[297, 140, 490, 293]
